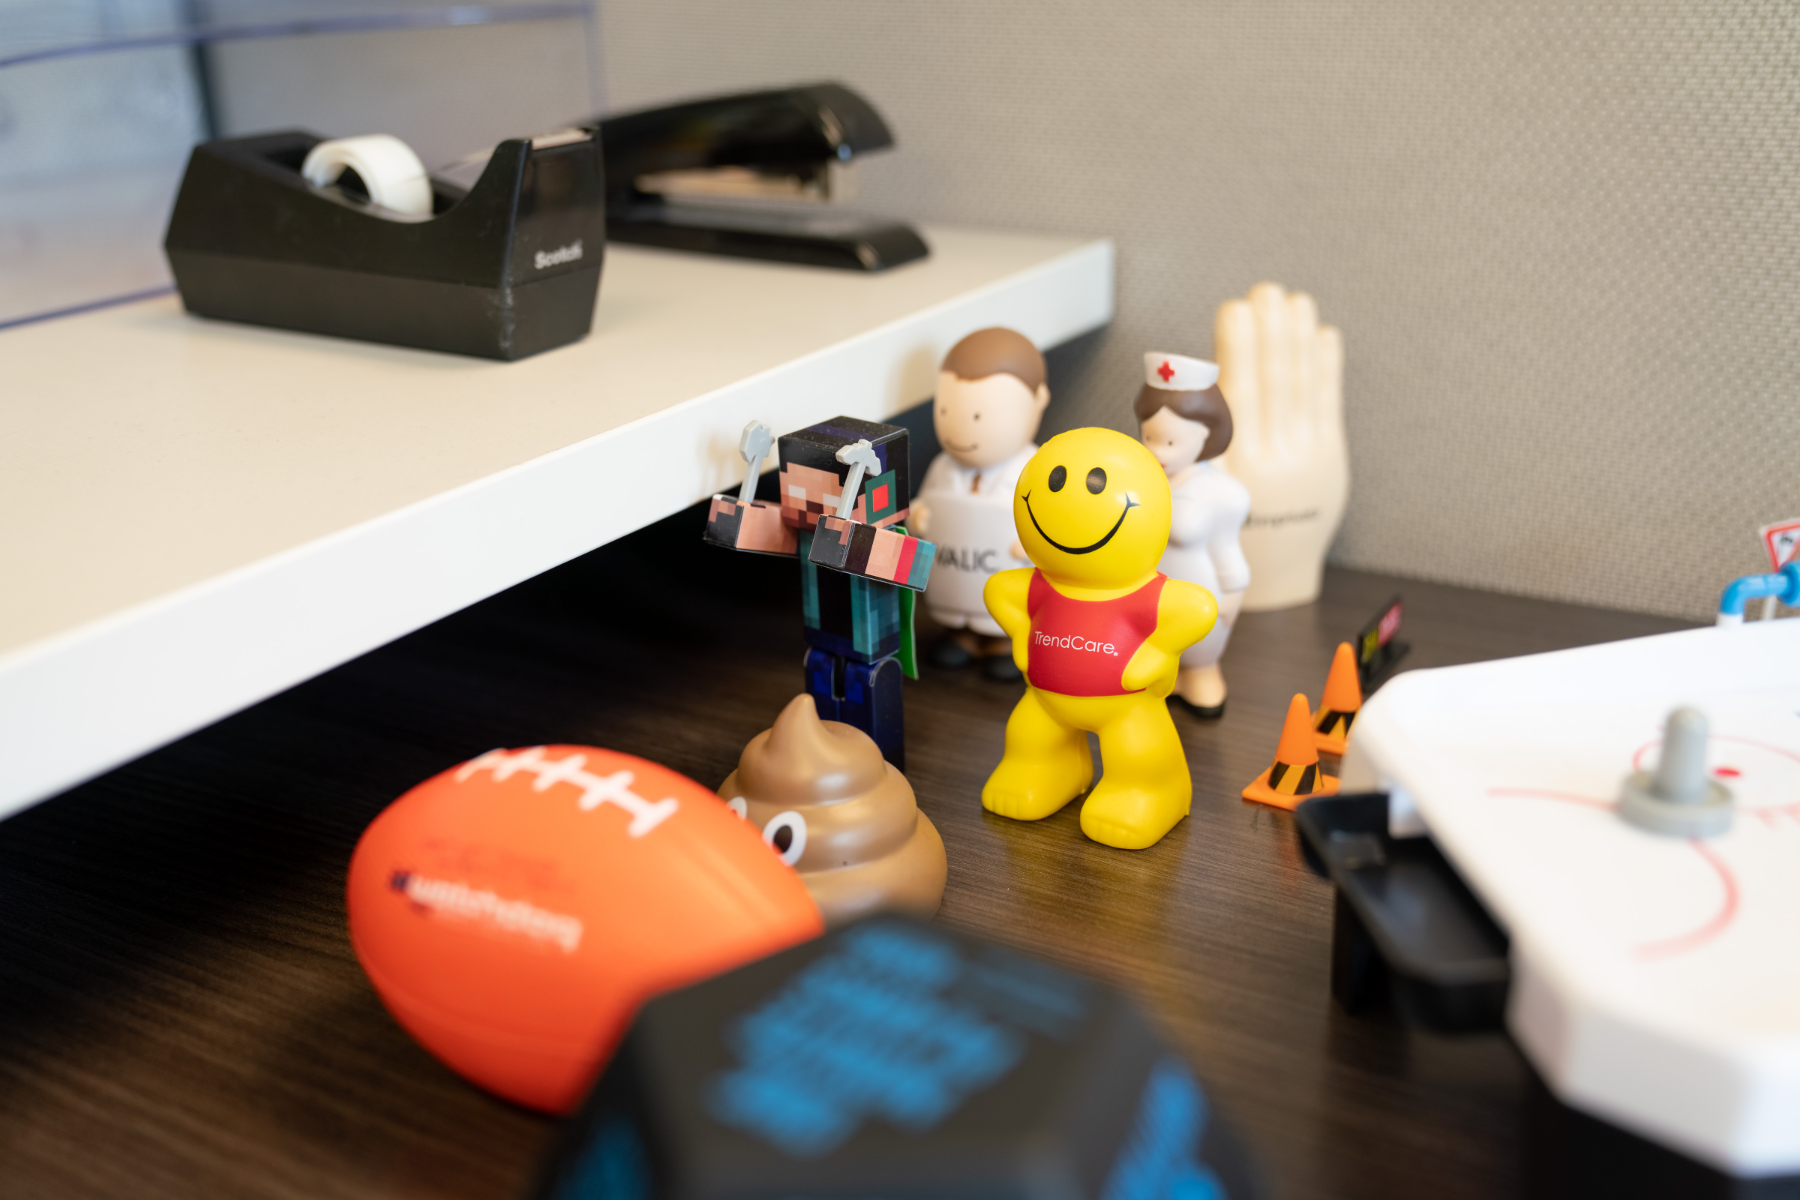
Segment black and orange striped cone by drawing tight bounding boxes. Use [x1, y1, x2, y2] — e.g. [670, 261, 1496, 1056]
[1311, 642, 1363, 758]
[1243, 693, 1341, 811]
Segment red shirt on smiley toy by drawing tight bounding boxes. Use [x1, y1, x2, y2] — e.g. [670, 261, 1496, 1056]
[1024, 570, 1169, 696]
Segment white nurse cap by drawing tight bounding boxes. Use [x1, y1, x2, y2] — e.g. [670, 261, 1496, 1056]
[1143, 352, 1220, 391]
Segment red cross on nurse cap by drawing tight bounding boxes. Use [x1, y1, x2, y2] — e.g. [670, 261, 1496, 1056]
[1144, 352, 1219, 392]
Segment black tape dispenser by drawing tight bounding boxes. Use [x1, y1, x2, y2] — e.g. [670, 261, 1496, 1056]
[163, 128, 604, 360]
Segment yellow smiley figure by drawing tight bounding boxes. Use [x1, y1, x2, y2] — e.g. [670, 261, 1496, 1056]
[980, 428, 1218, 849]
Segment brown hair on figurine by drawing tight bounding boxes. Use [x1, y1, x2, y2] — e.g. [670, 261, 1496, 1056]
[941, 326, 1047, 393]
[1132, 383, 1234, 462]
[718, 694, 946, 929]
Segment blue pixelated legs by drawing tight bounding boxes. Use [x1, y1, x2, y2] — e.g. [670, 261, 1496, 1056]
[844, 655, 905, 771]
[804, 647, 841, 723]
[803, 648, 905, 770]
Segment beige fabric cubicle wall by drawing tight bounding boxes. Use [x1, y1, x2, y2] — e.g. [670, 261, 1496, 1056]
[203, 13, 598, 176]
[596, 0, 1800, 622]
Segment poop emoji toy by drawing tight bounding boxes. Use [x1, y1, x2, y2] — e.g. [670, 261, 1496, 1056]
[719, 694, 946, 928]
[981, 428, 1219, 849]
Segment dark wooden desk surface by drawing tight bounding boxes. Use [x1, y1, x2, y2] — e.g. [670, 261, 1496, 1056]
[0, 509, 1690, 1199]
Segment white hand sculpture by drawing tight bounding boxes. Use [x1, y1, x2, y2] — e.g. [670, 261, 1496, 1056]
[1215, 283, 1347, 610]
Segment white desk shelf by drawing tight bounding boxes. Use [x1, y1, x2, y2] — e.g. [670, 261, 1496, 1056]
[0, 227, 1114, 816]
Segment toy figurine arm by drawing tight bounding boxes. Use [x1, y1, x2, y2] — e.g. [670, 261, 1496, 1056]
[703, 495, 797, 556]
[1121, 580, 1219, 695]
[911, 454, 953, 538]
[1214, 588, 1246, 631]
[1206, 475, 1251, 625]
[1207, 517, 1252, 595]
[1208, 470, 1253, 594]
[1168, 490, 1207, 547]
[983, 568, 1035, 672]
[702, 418, 797, 556]
[807, 516, 936, 590]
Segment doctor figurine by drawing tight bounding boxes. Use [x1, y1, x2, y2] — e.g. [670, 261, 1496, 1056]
[1136, 353, 1251, 717]
[912, 328, 1050, 681]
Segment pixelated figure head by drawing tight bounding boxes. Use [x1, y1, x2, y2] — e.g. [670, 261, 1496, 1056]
[778, 416, 911, 532]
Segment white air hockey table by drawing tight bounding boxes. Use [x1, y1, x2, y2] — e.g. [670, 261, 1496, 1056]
[1311, 614, 1800, 1191]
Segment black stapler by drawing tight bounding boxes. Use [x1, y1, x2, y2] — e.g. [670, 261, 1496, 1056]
[164, 128, 605, 360]
[596, 83, 929, 272]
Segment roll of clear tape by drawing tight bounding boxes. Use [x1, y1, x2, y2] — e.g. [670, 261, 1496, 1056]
[301, 134, 433, 218]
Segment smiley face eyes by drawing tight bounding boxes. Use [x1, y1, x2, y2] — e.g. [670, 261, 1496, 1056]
[1046, 465, 1107, 494]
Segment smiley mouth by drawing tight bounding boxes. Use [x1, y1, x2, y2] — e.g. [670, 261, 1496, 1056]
[943, 439, 979, 453]
[1022, 492, 1138, 555]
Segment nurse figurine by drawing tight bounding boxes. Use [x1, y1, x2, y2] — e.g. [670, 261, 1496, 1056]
[1135, 353, 1251, 718]
[911, 328, 1051, 681]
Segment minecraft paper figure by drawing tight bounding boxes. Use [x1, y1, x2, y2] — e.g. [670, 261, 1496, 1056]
[704, 415, 935, 769]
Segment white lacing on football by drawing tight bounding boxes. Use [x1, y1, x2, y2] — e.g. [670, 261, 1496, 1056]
[456, 747, 679, 837]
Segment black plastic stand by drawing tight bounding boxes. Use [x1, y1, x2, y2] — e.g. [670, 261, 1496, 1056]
[1298, 792, 1800, 1196]
[1295, 792, 1509, 1032]
[164, 129, 605, 360]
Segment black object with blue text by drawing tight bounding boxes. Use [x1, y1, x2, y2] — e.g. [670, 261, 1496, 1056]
[163, 129, 604, 360]
[531, 917, 1261, 1200]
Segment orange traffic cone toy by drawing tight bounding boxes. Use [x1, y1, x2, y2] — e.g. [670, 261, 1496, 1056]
[1312, 642, 1363, 758]
[1243, 693, 1341, 811]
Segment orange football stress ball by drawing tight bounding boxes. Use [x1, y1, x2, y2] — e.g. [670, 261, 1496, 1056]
[347, 745, 824, 1113]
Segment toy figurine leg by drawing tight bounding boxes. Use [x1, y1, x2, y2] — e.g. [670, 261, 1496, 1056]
[841, 656, 905, 771]
[981, 687, 1093, 822]
[803, 648, 841, 722]
[1173, 618, 1231, 717]
[1080, 697, 1192, 850]
[1173, 664, 1228, 718]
